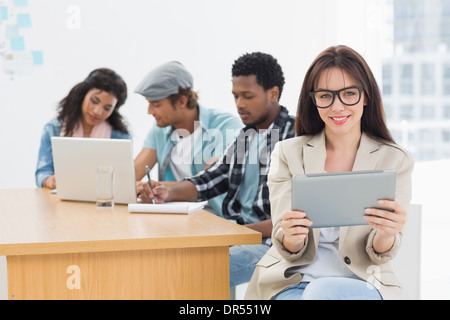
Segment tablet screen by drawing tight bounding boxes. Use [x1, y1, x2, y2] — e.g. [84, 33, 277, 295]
[291, 170, 396, 228]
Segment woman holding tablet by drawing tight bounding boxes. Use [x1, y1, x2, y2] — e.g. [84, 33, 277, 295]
[35, 68, 131, 189]
[246, 45, 414, 300]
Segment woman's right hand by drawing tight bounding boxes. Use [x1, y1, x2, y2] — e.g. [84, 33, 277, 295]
[281, 210, 312, 254]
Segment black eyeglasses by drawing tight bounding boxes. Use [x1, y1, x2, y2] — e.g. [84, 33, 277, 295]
[309, 86, 364, 109]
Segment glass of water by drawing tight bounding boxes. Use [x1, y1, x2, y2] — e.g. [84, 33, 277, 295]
[96, 166, 114, 209]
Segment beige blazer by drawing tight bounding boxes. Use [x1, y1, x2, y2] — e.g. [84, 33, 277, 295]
[245, 131, 414, 300]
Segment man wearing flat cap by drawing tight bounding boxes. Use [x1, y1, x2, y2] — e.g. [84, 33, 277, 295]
[134, 61, 242, 216]
[139, 53, 295, 290]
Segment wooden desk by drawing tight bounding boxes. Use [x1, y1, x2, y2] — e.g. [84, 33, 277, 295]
[0, 189, 261, 300]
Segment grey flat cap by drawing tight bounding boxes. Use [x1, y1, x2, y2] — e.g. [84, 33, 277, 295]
[134, 61, 193, 100]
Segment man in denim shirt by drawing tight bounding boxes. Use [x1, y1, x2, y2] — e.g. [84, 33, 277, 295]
[134, 61, 242, 216]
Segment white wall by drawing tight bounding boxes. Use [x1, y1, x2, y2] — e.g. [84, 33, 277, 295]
[0, 0, 386, 300]
[0, 0, 385, 189]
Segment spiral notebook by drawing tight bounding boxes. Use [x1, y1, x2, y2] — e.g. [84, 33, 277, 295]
[128, 201, 208, 214]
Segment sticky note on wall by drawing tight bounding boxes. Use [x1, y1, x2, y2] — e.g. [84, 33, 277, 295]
[6, 25, 19, 38]
[0, 6, 8, 20]
[17, 13, 31, 27]
[14, 0, 29, 6]
[32, 51, 43, 65]
[11, 37, 25, 51]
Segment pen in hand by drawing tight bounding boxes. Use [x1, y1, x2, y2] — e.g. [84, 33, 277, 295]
[145, 165, 156, 204]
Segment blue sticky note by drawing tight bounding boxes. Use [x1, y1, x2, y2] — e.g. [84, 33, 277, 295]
[14, 0, 29, 6]
[0, 6, 8, 20]
[17, 13, 31, 27]
[11, 37, 25, 51]
[6, 25, 19, 38]
[32, 51, 44, 65]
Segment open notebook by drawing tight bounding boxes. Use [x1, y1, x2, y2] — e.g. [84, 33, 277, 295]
[128, 201, 208, 214]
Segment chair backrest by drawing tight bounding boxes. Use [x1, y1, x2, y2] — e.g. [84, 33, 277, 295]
[390, 203, 422, 300]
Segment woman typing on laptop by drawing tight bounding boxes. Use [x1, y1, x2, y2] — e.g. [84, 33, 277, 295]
[35, 68, 131, 189]
[245, 45, 414, 300]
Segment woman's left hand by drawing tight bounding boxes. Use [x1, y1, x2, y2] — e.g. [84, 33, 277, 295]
[364, 200, 407, 253]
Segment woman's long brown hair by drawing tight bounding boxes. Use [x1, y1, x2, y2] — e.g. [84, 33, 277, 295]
[295, 45, 394, 143]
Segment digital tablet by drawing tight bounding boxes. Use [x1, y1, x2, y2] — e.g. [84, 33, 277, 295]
[291, 170, 396, 228]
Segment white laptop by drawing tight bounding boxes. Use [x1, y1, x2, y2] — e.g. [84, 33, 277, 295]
[51, 137, 137, 204]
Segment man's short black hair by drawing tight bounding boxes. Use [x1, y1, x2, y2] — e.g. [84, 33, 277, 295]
[232, 52, 285, 100]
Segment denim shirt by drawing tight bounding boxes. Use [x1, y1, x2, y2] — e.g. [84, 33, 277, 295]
[35, 118, 131, 187]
